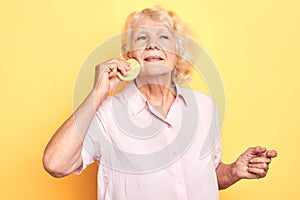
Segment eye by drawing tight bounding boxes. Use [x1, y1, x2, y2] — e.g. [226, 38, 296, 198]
[160, 35, 169, 39]
[136, 35, 147, 41]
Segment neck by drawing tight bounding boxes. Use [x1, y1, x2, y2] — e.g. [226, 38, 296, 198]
[135, 76, 176, 117]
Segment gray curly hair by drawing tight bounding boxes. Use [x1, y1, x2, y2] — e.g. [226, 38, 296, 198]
[121, 6, 198, 84]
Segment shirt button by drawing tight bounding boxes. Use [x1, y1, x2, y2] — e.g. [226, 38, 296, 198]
[177, 180, 183, 184]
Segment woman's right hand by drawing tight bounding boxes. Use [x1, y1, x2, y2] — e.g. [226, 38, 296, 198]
[93, 58, 131, 101]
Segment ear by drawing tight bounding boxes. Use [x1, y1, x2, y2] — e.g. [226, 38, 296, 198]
[121, 52, 131, 59]
[126, 52, 131, 59]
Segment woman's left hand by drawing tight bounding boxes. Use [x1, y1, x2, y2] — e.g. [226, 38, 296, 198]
[234, 146, 277, 179]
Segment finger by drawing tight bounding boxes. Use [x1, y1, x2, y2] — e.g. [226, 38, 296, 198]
[106, 60, 119, 77]
[107, 65, 116, 77]
[246, 172, 259, 179]
[247, 146, 266, 156]
[266, 150, 277, 158]
[248, 163, 269, 171]
[249, 157, 271, 164]
[248, 167, 267, 178]
[117, 60, 130, 76]
[124, 60, 132, 70]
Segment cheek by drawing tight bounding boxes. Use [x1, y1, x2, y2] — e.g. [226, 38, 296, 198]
[166, 54, 177, 67]
[129, 51, 143, 62]
[160, 40, 177, 54]
[128, 37, 147, 52]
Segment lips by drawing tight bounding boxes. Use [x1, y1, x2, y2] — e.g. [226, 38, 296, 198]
[144, 56, 164, 62]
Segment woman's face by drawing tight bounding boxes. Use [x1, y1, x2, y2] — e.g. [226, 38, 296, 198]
[127, 16, 178, 77]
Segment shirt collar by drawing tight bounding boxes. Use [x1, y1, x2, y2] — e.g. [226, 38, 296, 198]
[174, 83, 187, 107]
[122, 81, 188, 116]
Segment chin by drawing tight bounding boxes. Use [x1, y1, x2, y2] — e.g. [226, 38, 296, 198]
[140, 63, 173, 77]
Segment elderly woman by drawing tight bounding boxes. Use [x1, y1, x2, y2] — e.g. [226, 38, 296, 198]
[43, 6, 277, 200]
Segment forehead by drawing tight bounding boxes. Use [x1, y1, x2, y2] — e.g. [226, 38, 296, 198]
[133, 16, 170, 29]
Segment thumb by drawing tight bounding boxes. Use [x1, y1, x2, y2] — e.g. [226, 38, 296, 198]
[247, 146, 266, 155]
[266, 150, 278, 158]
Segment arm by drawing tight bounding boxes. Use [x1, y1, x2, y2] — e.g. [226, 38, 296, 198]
[42, 59, 130, 178]
[216, 146, 277, 190]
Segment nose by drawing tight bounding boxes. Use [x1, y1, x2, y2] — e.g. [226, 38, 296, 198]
[146, 38, 160, 50]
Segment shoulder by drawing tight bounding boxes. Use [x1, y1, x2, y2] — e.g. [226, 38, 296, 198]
[180, 87, 216, 109]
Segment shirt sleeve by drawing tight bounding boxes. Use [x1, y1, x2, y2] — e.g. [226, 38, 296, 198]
[73, 147, 95, 175]
[213, 140, 222, 169]
[198, 95, 222, 166]
[212, 101, 222, 169]
[73, 113, 103, 175]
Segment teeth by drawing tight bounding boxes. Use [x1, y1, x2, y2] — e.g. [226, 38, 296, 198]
[144, 56, 163, 61]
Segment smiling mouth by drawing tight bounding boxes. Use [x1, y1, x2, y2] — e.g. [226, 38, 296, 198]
[144, 56, 164, 62]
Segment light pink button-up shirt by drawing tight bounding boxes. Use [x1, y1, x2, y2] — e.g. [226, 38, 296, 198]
[77, 82, 222, 200]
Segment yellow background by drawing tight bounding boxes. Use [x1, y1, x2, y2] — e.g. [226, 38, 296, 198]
[0, 0, 299, 199]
